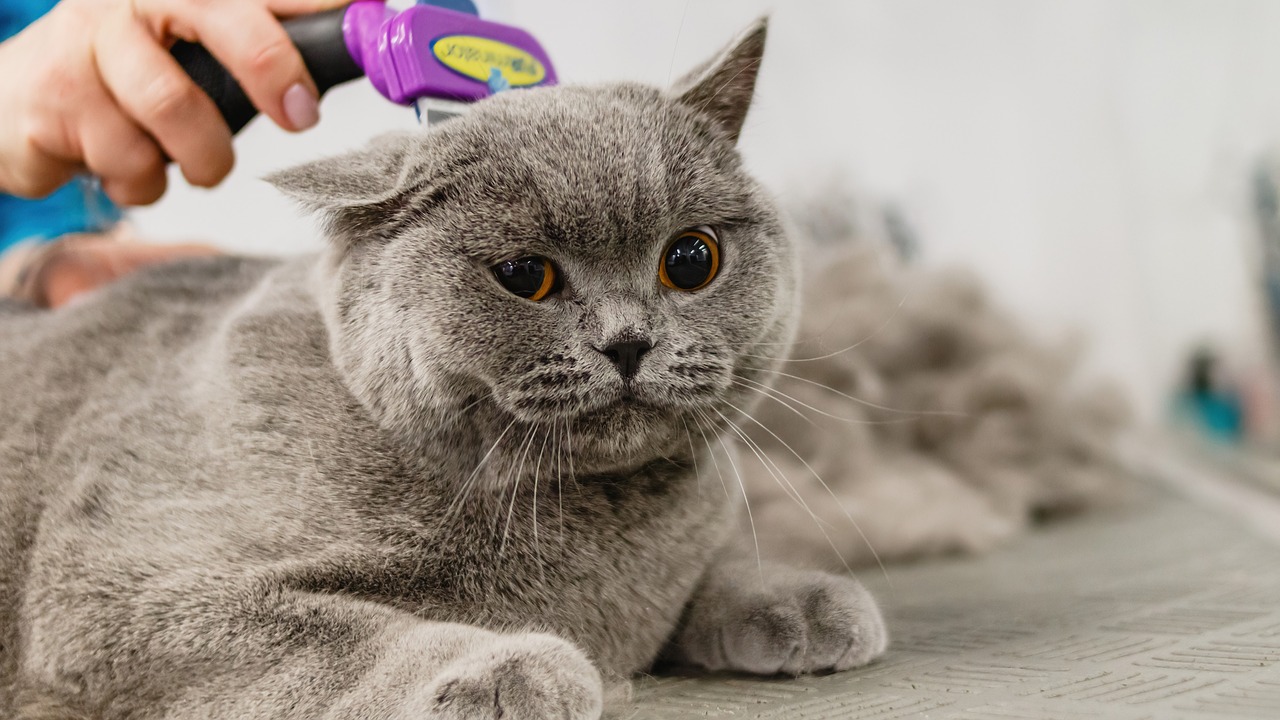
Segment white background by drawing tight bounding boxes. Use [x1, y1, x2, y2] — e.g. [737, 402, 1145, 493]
[132, 0, 1280, 423]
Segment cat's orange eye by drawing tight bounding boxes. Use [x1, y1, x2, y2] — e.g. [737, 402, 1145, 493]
[493, 257, 561, 301]
[659, 227, 720, 291]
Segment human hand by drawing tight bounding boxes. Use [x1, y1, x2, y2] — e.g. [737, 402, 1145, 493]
[0, 227, 222, 309]
[0, 0, 349, 206]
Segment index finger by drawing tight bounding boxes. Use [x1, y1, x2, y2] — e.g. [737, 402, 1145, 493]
[135, 0, 323, 132]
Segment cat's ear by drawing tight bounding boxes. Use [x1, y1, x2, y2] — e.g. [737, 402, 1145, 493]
[266, 131, 418, 214]
[670, 17, 768, 144]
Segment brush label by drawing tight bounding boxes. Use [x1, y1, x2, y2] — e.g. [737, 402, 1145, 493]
[431, 35, 548, 88]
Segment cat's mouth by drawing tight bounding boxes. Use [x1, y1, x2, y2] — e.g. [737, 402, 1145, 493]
[550, 395, 688, 470]
[495, 370, 724, 448]
[489, 378, 716, 472]
[576, 391, 665, 423]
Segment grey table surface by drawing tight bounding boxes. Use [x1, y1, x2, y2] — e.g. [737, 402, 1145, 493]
[623, 453, 1280, 719]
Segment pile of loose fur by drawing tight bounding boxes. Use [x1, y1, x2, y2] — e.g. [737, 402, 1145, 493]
[737, 203, 1131, 570]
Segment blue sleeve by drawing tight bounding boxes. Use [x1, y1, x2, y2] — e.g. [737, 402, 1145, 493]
[0, 0, 123, 253]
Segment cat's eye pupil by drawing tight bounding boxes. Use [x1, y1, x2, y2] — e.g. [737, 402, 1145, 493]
[493, 257, 558, 301]
[661, 231, 719, 291]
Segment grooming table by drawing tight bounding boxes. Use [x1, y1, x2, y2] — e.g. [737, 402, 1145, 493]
[626, 446, 1280, 719]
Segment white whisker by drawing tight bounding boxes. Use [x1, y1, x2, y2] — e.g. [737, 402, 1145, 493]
[531, 425, 550, 583]
[764, 367, 967, 418]
[681, 416, 702, 498]
[444, 417, 517, 525]
[565, 414, 580, 494]
[713, 406, 865, 583]
[722, 399, 891, 589]
[734, 376, 915, 426]
[744, 291, 910, 362]
[709, 414, 763, 590]
[712, 407, 808, 511]
[691, 410, 731, 499]
[556, 415, 566, 552]
[498, 425, 537, 555]
[665, 0, 693, 85]
[732, 377, 821, 430]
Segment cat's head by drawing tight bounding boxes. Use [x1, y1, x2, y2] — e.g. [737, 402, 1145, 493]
[271, 19, 796, 479]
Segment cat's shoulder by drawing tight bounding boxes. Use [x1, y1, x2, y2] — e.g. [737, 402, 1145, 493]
[109, 254, 287, 307]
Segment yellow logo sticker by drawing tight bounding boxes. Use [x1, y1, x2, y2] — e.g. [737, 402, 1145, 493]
[431, 35, 547, 87]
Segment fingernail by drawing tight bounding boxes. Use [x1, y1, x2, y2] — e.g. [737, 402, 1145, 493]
[283, 83, 319, 131]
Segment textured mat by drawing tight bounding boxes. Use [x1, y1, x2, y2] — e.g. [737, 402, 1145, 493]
[625, 459, 1280, 718]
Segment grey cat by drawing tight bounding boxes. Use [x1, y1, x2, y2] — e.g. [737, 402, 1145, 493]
[0, 20, 887, 720]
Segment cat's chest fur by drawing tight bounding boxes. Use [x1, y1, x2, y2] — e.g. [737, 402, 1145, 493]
[0, 256, 732, 684]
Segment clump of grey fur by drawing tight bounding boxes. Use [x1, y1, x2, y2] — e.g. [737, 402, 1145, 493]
[739, 208, 1131, 569]
[0, 19, 888, 720]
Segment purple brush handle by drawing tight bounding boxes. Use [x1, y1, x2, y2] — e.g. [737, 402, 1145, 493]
[175, 1, 556, 135]
[344, 0, 558, 105]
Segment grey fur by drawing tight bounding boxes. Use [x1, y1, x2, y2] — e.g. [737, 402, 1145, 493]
[0, 19, 886, 720]
[738, 221, 1131, 570]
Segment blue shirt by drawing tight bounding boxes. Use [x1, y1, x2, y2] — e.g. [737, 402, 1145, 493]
[0, 0, 121, 253]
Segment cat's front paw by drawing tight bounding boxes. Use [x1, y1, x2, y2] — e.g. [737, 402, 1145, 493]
[416, 632, 603, 720]
[672, 563, 888, 676]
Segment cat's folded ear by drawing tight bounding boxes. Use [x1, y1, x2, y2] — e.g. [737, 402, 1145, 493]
[669, 17, 768, 144]
[266, 131, 420, 219]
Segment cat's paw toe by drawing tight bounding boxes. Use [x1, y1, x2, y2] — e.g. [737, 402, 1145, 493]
[721, 599, 810, 675]
[421, 633, 603, 720]
[720, 572, 887, 676]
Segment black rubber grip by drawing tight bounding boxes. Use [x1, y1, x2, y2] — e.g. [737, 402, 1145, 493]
[170, 7, 364, 135]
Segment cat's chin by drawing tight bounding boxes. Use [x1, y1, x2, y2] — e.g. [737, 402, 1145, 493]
[572, 395, 665, 429]
[557, 397, 697, 473]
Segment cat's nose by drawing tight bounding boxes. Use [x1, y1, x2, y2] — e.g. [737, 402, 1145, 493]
[598, 339, 653, 380]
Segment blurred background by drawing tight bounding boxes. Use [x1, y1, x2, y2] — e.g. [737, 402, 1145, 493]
[131, 0, 1280, 453]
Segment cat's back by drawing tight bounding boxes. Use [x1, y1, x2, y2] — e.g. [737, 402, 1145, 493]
[0, 254, 287, 695]
[0, 255, 283, 420]
[0, 255, 322, 519]
[0, 254, 297, 519]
